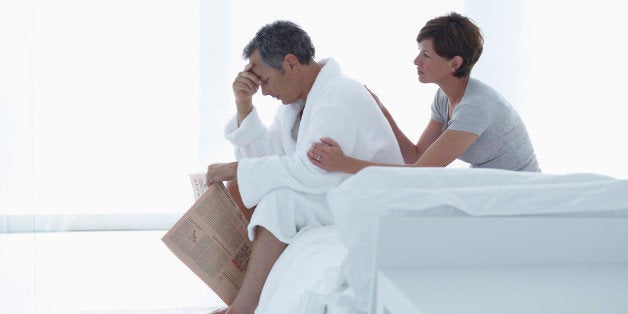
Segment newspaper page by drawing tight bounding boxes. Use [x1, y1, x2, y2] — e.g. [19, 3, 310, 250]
[189, 173, 209, 201]
[162, 178, 251, 305]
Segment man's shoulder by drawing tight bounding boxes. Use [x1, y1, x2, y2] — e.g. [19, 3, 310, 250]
[316, 78, 372, 109]
[315, 58, 363, 94]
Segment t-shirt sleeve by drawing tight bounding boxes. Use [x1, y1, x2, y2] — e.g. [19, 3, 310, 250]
[430, 89, 448, 124]
[448, 101, 489, 136]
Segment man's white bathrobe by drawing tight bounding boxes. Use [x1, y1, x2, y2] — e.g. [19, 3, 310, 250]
[224, 58, 403, 243]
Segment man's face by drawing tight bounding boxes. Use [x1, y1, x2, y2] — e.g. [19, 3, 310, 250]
[248, 50, 299, 105]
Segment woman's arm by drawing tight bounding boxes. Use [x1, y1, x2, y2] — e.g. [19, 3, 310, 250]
[307, 128, 478, 174]
[413, 119, 445, 163]
[367, 87, 419, 163]
[413, 129, 478, 167]
[367, 88, 448, 164]
[308, 138, 379, 174]
[306, 118, 452, 174]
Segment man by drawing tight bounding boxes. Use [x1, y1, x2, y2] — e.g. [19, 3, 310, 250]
[206, 21, 402, 314]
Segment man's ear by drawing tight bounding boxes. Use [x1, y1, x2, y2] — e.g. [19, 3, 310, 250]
[284, 54, 299, 71]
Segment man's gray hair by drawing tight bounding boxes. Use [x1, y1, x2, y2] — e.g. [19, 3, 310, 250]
[243, 20, 315, 72]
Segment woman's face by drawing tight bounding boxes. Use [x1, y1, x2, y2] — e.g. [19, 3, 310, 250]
[413, 39, 452, 84]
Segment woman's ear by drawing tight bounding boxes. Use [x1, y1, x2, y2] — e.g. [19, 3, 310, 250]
[450, 56, 463, 73]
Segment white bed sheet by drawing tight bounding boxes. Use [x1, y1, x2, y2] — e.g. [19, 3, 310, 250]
[256, 225, 350, 314]
[326, 167, 628, 312]
[254, 167, 628, 313]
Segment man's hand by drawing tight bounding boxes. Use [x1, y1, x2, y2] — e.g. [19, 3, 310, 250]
[233, 64, 262, 124]
[206, 162, 238, 184]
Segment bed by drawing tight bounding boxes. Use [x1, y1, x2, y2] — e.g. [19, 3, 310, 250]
[255, 167, 628, 313]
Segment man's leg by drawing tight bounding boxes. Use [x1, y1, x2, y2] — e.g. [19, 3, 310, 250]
[212, 226, 287, 314]
[226, 178, 254, 223]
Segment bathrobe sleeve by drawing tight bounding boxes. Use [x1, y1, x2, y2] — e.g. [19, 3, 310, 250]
[236, 102, 367, 208]
[224, 107, 286, 159]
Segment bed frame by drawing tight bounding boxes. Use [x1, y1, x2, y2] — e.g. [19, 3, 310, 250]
[374, 216, 628, 314]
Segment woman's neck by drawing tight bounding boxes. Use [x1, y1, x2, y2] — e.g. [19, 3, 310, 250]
[441, 76, 469, 106]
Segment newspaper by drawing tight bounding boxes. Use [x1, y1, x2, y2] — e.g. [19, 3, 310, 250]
[189, 173, 208, 202]
[162, 174, 251, 305]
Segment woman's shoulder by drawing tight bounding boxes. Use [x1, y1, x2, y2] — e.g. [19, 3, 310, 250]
[433, 88, 449, 107]
[466, 78, 499, 97]
[465, 78, 511, 107]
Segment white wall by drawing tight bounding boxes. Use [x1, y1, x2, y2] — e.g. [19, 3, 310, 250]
[467, 0, 628, 178]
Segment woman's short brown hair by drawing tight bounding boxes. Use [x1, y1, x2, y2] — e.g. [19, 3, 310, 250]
[417, 12, 484, 78]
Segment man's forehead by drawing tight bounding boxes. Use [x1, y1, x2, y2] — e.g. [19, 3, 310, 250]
[249, 59, 277, 78]
[248, 50, 265, 74]
[249, 62, 264, 77]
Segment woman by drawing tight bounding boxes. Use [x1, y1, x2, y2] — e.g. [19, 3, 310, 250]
[308, 12, 540, 173]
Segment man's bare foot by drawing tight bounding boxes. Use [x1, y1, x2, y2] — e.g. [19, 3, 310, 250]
[209, 304, 255, 314]
[209, 307, 227, 314]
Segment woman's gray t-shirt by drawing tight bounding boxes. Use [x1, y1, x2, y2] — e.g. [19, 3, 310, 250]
[431, 78, 540, 171]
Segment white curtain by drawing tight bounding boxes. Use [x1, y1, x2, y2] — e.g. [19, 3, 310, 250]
[3, 0, 627, 228]
[467, 0, 628, 178]
[0, 0, 34, 220]
[1, 0, 202, 233]
[2, 0, 627, 312]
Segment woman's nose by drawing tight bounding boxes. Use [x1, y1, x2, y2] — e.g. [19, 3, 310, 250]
[414, 54, 421, 65]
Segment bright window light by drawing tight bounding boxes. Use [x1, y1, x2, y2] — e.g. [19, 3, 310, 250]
[31, 0, 199, 214]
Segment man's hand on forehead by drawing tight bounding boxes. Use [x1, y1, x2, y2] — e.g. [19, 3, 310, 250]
[247, 63, 268, 85]
[240, 63, 262, 85]
[232, 63, 261, 110]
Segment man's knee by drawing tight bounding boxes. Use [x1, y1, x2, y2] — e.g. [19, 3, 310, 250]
[226, 178, 254, 222]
